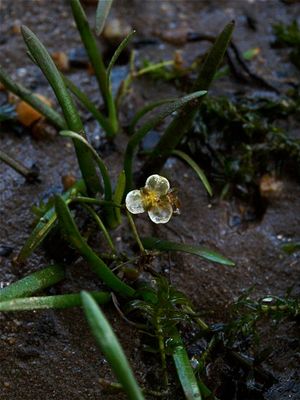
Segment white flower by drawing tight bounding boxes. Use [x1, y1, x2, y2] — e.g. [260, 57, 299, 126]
[126, 174, 178, 224]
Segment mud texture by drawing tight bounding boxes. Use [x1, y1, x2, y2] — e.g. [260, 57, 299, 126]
[0, 1, 300, 399]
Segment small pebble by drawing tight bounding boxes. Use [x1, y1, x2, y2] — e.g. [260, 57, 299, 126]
[11, 19, 21, 34]
[62, 174, 76, 191]
[0, 245, 13, 257]
[31, 120, 57, 140]
[103, 18, 132, 45]
[259, 174, 283, 198]
[51, 51, 70, 72]
[16, 94, 52, 127]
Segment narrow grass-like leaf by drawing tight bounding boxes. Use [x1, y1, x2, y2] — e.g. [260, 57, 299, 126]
[136, 60, 174, 77]
[82, 204, 116, 253]
[128, 97, 179, 135]
[60, 130, 112, 200]
[63, 74, 112, 133]
[17, 180, 86, 263]
[0, 291, 110, 312]
[107, 30, 136, 83]
[55, 195, 134, 297]
[113, 170, 126, 225]
[0, 265, 64, 302]
[0, 64, 66, 129]
[71, 0, 118, 135]
[61, 129, 117, 228]
[21, 25, 101, 194]
[142, 237, 235, 266]
[141, 21, 235, 180]
[71, 0, 107, 97]
[95, 0, 113, 36]
[172, 329, 202, 400]
[124, 90, 207, 192]
[172, 150, 212, 196]
[81, 291, 145, 400]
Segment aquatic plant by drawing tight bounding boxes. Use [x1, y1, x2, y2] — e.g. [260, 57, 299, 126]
[0, 1, 238, 398]
[181, 94, 300, 200]
[273, 20, 300, 69]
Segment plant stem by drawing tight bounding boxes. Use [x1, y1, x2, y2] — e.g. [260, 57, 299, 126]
[82, 204, 117, 254]
[0, 150, 39, 182]
[72, 196, 123, 208]
[157, 321, 168, 389]
[126, 211, 145, 254]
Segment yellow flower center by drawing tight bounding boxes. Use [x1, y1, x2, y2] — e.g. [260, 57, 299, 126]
[141, 188, 161, 210]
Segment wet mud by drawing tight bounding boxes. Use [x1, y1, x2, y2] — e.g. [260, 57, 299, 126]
[0, 1, 300, 399]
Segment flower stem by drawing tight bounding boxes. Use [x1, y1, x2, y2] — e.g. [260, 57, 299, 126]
[72, 196, 123, 208]
[126, 211, 145, 254]
[82, 204, 117, 254]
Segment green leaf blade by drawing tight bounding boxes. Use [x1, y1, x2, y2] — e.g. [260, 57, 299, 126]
[113, 170, 126, 225]
[172, 150, 212, 196]
[95, 0, 113, 36]
[0, 291, 110, 312]
[141, 21, 235, 180]
[142, 237, 235, 266]
[21, 25, 101, 195]
[124, 90, 207, 192]
[54, 195, 135, 297]
[0, 265, 65, 302]
[0, 64, 66, 129]
[17, 179, 86, 263]
[172, 330, 202, 400]
[81, 291, 145, 400]
[107, 30, 136, 82]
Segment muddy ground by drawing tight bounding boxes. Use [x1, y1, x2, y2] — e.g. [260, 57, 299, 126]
[0, 0, 300, 399]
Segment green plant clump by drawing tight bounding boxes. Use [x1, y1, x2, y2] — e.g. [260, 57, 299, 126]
[3, 1, 291, 398]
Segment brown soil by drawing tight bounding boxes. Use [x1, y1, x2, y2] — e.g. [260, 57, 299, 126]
[0, 1, 300, 399]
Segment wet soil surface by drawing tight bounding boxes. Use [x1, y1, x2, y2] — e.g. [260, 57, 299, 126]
[1, 1, 300, 399]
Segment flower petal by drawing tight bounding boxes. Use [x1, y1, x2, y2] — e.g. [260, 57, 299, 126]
[148, 203, 173, 224]
[125, 190, 145, 214]
[145, 174, 170, 195]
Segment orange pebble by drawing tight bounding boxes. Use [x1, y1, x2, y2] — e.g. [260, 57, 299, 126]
[51, 51, 70, 72]
[259, 174, 283, 198]
[16, 94, 52, 127]
[62, 174, 77, 191]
